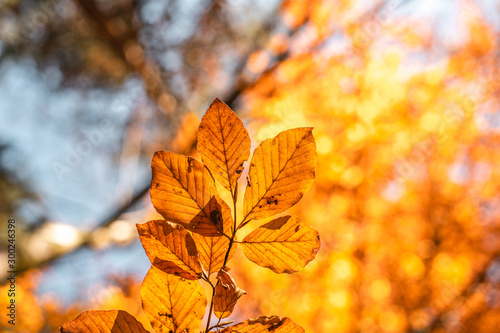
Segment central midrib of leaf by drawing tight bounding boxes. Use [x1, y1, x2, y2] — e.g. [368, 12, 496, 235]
[241, 233, 315, 244]
[244, 131, 311, 222]
[166, 274, 178, 331]
[208, 237, 216, 272]
[242, 239, 313, 244]
[216, 106, 232, 192]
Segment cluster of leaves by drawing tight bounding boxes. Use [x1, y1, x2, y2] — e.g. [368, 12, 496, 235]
[60, 99, 319, 332]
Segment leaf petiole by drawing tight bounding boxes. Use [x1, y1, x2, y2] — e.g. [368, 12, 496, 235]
[205, 185, 239, 333]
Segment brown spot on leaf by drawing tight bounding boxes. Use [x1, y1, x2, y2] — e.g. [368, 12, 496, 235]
[210, 209, 223, 228]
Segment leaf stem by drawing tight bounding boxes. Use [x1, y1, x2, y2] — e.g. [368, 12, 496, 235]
[209, 321, 233, 331]
[236, 219, 249, 230]
[205, 283, 216, 333]
[205, 187, 239, 333]
[222, 189, 238, 268]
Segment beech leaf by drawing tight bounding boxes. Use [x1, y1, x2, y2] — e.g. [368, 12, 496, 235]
[192, 233, 237, 276]
[137, 220, 202, 280]
[198, 98, 251, 193]
[214, 268, 247, 319]
[141, 266, 207, 333]
[59, 310, 149, 333]
[243, 127, 316, 222]
[192, 199, 236, 275]
[241, 216, 320, 274]
[150, 151, 225, 236]
[220, 316, 305, 332]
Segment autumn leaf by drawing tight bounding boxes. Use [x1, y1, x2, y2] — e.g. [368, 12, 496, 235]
[242, 127, 316, 223]
[214, 268, 247, 319]
[220, 316, 305, 332]
[193, 232, 237, 276]
[192, 199, 236, 275]
[240, 216, 320, 274]
[59, 310, 149, 333]
[137, 220, 203, 280]
[150, 151, 226, 236]
[141, 266, 206, 333]
[198, 98, 251, 194]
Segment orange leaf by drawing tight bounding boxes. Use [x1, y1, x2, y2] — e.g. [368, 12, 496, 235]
[141, 266, 207, 333]
[214, 268, 247, 319]
[243, 128, 316, 222]
[220, 316, 304, 332]
[137, 220, 202, 280]
[192, 199, 236, 275]
[150, 151, 225, 236]
[59, 310, 149, 333]
[198, 98, 251, 193]
[192, 233, 237, 276]
[241, 216, 320, 274]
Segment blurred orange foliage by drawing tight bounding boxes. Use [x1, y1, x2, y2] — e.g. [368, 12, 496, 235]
[0, 271, 150, 333]
[3, 0, 500, 332]
[232, 1, 500, 332]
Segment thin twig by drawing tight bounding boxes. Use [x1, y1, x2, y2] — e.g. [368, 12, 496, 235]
[205, 283, 216, 333]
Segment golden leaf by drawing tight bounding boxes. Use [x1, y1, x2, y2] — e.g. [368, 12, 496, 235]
[192, 233, 237, 276]
[220, 316, 304, 332]
[192, 199, 236, 275]
[241, 216, 320, 274]
[214, 268, 247, 319]
[198, 98, 251, 193]
[59, 310, 149, 333]
[150, 151, 225, 236]
[243, 127, 316, 222]
[141, 266, 206, 333]
[137, 220, 202, 280]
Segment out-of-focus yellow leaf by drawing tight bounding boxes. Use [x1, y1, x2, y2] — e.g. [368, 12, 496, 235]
[241, 216, 320, 274]
[243, 128, 316, 222]
[136, 220, 202, 280]
[214, 268, 247, 319]
[141, 266, 206, 333]
[220, 316, 304, 332]
[198, 98, 251, 193]
[60, 310, 149, 333]
[150, 151, 225, 236]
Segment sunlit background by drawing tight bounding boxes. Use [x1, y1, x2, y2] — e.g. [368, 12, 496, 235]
[2, 0, 500, 332]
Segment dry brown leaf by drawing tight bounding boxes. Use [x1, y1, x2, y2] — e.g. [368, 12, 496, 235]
[214, 268, 247, 319]
[243, 127, 316, 222]
[192, 199, 236, 275]
[137, 220, 202, 280]
[198, 98, 251, 193]
[141, 266, 206, 333]
[241, 216, 320, 274]
[150, 150, 226, 236]
[60, 310, 149, 333]
[220, 316, 304, 332]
